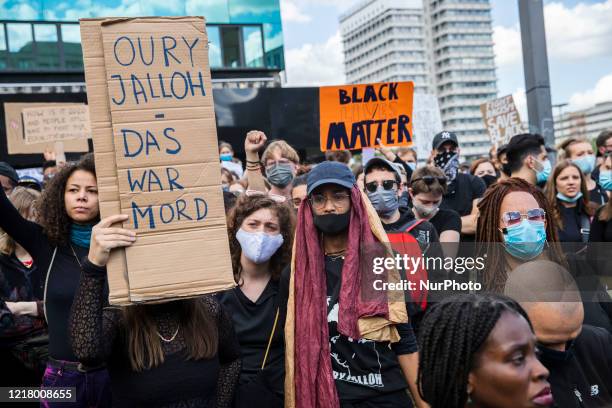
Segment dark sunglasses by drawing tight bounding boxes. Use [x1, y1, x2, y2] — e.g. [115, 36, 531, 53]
[411, 176, 447, 186]
[365, 180, 397, 193]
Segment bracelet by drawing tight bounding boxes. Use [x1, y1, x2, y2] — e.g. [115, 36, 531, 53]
[246, 160, 261, 164]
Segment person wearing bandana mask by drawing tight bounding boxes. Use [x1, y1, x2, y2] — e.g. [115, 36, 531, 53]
[508, 260, 612, 408]
[217, 194, 295, 407]
[431, 131, 486, 240]
[279, 161, 426, 408]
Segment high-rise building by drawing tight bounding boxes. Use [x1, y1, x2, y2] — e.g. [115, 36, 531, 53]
[340, 0, 498, 160]
[0, 0, 285, 93]
[554, 101, 612, 145]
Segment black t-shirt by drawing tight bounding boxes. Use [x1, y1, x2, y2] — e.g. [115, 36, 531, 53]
[429, 208, 461, 236]
[539, 325, 612, 408]
[440, 173, 486, 217]
[589, 207, 612, 242]
[325, 256, 414, 402]
[216, 279, 284, 397]
[384, 207, 439, 247]
[557, 202, 588, 243]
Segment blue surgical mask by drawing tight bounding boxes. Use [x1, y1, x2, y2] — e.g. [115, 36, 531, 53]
[502, 220, 546, 261]
[367, 187, 400, 218]
[535, 159, 552, 184]
[398, 191, 410, 208]
[236, 228, 284, 264]
[266, 163, 294, 188]
[572, 155, 595, 175]
[407, 162, 416, 171]
[220, 153, 233, 162]
[599, 170, 612, 191]
[556, 191, 582, 203]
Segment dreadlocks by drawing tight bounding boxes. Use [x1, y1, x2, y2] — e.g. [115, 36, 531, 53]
[417, 293, 531, 408]
[475, 177, 566, 292]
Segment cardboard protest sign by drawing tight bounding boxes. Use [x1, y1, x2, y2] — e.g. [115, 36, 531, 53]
[320, 82, 414, 151]
[480, 95, 524, 146]
[3, 103, 90, 155]
[81, 17, 234, 304]
[22, 105, 91, 144]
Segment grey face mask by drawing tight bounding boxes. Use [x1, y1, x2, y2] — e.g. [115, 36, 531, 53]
[266, 163, 294, 188]
[367, 187, 400, 218]
[413, 202, 439, 219]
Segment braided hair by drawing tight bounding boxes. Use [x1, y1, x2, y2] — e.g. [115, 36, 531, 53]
[475, 177, 566, 292]
[417, 293, 531, 408]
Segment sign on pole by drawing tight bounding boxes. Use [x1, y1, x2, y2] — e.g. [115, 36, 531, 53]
[319, 82, 414, 151]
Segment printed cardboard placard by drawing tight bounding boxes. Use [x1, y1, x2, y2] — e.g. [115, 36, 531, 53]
[480, 95, 524, 146]
[3, 103, 90, 155]
[81, 16, 234, 304]
[22, 105, 91, 144]
[319, 81, 414, 151]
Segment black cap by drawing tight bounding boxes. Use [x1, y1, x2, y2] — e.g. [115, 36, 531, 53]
[0, 162, 19, 184]
[432, 131, 459, 150]
[307, 161, 356, 195]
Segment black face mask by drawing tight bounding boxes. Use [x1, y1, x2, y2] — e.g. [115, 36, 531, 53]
[313, 211, 351, 235]
[481, 174, 499, 187]
[538, 340, 575, 363]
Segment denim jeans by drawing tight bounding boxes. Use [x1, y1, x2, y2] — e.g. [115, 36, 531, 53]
[40, 361, 111, 408]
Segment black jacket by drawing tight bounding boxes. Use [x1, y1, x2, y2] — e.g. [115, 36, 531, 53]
[540, 325, 612, 408]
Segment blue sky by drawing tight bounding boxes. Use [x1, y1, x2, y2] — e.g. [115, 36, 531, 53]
[280, 0, 612, 115]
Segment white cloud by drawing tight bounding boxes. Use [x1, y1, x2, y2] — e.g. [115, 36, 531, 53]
[284, 31, 345, 86]
[280, 0, 311, 23]
[568, 73, 612, 111]
[494, 0, 612, 67]
[493, 25, 522, 68]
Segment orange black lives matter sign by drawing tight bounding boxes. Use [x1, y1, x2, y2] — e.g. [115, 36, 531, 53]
[319, 81, 414, 151]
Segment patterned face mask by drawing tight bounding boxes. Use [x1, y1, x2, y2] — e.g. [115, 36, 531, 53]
[434, 151, 459, 183]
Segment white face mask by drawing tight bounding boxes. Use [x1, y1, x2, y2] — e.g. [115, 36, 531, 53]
[236, 228, 284, 264]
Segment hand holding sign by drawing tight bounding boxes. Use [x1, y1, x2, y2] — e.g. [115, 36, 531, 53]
[88, 214, 136, 267]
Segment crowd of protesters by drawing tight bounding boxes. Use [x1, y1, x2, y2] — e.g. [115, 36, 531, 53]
[0, 128, 611, 408]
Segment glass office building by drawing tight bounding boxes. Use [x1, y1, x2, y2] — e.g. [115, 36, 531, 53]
[0, 0, 284, 87]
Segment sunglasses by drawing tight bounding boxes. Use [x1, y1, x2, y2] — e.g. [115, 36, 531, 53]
[365, 180, 397, 193]
[245, 189, 287, 203]
[411, 176, 447, 186]
[502, 208, 546, 226]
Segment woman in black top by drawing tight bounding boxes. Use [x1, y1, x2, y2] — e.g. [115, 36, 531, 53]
[0, 186, 46, 385]
[544, 160, 595, 244]
[217, 194, 295, 407]
[0, 154, 111, 406]
[417, 293, 552, 408]
[588, 153, 612, 276]
[69, 214, 241, 407]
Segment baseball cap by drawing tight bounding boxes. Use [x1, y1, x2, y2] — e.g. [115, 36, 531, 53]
[18, 176, 42, 192]
[363, 157, 401, 181]
[307, 161, 356, 195]
[0, 162, 19, 184]
[432, 131, 459, 150]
